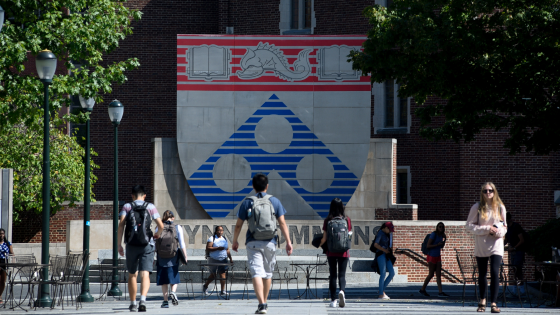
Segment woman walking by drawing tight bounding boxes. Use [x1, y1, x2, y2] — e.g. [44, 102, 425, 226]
[419, 222, 450, 297]
[156, 210, 187, 308]
[466, 182, 507, 313]
[203, 225, 233, 296]
[0, 228, 14, 304]
[319, 198, 352, 308]
[373, 222, 395, 300]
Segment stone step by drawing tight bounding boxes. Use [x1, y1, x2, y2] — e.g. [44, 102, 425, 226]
[321, 283, 478, 299]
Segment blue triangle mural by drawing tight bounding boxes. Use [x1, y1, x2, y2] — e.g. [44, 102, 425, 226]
[187, 94, 360, 218]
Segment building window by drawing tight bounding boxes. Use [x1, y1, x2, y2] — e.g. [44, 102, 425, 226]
[373, 80, 411, 134]
[280, 0, 314, 35]
[396, 167, 411, 204]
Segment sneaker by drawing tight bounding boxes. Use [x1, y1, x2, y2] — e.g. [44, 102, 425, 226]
[438, 292, 450, 298]
[419, 289, 430, 297]
[161, 301, 169, 308]
[255, 304, 267, 314]
[329, 300, 338, 308]
[202, 284, 209, 295]
[220, 291, 226, 296]
[338, 291, 346, 308]
[129, 304, 138, 312]
[169, 292, 179, 306]
[138, 300, 146, 312]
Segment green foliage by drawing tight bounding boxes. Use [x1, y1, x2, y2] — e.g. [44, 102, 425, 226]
[527, 218, 560, 261]
[0, 123, 99, 224]
[0, 0, 142, 128]
[350, 0, 560, 154]
[0, 0, 141, 220]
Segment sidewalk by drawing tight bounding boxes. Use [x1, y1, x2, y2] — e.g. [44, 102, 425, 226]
[3, 283, 553, 315]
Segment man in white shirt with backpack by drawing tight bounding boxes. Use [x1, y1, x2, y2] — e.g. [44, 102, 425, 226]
[233, 173, 293, 314]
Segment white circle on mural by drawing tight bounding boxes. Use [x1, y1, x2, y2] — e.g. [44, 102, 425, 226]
[255, 115, 293, 153]
[213, 154, 252, 193]
[296, 154, 334, 193]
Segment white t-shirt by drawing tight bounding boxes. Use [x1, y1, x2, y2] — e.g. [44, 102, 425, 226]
[207, 236, 228, 260]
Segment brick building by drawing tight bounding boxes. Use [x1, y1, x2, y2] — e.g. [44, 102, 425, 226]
[14, 0, 559, 241]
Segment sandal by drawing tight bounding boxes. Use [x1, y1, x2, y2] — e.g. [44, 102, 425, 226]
[477, 303, 486, 312]
[490, 305, 500, 313]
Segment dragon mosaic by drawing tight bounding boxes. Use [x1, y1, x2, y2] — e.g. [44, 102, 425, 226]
[236, 42, 313, 81]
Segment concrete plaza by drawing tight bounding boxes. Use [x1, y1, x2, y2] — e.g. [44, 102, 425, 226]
[3, 283, 555, 315]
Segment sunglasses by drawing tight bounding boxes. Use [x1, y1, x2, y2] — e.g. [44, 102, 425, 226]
[482, 189, 494, 194]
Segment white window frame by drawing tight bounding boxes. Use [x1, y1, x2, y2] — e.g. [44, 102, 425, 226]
[372, 80, 411, 134]
[396, 166, 411, 204]
[279, 0, 315, 35]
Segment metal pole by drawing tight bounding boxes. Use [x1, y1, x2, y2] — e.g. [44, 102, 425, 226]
[108, 123, 122, 296]
[78, 113, 94, 302]
[38, 81, 52, 307]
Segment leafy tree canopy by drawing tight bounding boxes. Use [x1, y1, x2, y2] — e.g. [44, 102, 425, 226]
[0, 0, 141, 218]
[350, 0, 560, 154]
[0, 124, 99, 224]
[0, 0, 142, 128]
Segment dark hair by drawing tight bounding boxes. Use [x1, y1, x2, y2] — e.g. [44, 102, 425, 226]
[506, 212, 512, 221]
[435, 222, 445, 235]
[0, 228, 5, 242]
[213, 225, 226, 242]
[326, 198, 345, 222]
[252, 173, 268, 192]
[131, 185, 146, 197]
[162, 210, 174, 222]
[380, 222, 390, 234]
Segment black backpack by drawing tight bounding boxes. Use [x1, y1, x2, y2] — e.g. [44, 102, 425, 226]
[124, 202, 153, 247]
[421, 233, 432, 255]
[326, 216, 351, 253]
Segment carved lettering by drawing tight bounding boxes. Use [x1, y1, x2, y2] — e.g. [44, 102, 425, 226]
[354, 226, 369, 246]
[202, 225, 213, 244]
[184, 225, 200, 244]
[289, 225, 309, 244]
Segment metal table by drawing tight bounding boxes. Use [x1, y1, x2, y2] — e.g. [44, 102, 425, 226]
[199, 262, 234, 300]
[289, 262, 327, 299]
[531, 262, 560, 307]
[0, 263, 50, 311]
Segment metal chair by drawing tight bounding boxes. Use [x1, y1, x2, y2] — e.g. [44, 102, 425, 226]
[181, 270, 196, 300]
[231, 263, 252, 300]
[500, 263, 532, 307]
[269, 264, 299, 299]
[309, 254, 329, 298]
[454, 249, 478, 306]
[96, 258, 128, 301]
[4, 254, 37, 310]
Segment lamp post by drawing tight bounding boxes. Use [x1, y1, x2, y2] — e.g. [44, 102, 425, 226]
[107, 100, 124, 297]
[78, 95, 95, 303]
[36, 49, 57, 307]
[0, 5, 5, 33]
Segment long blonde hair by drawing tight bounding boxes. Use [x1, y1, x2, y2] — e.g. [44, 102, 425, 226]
[478, 182, 504, 221]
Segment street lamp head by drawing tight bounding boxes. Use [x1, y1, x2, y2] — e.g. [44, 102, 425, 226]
[36, 50, 57, 82]
[0, 5, 5, 33]
[108, 99, 124, 125]
[79, 95, 95, 112]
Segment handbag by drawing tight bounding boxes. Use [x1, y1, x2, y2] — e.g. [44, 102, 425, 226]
[177, 248, 187, 265]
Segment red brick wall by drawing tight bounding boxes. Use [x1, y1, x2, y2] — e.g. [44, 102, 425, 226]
[218, 0, 281, 35]
[393, 224, 524, 282]
[13, 204, 112, 243]
[313, 0, 376, 35]
[375, 207, 417, 220]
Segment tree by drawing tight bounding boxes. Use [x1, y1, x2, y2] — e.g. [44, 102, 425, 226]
[0, 0, 141, 127]
[0, 0, 141, 217]
[0, 123, 99, 224]
[349, 0, 560, 154]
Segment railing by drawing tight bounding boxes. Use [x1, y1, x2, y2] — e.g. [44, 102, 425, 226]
[395, 248, 462, 283]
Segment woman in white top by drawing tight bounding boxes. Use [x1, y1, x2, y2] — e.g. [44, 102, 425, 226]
[202, 225, 233, 296]
[156, 210, 187, 308]
[466, 182, 507, 313]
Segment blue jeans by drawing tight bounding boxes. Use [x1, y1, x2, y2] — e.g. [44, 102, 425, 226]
[377, 253, 395, 295]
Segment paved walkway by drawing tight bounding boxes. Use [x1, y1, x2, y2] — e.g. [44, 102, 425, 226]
[2, 283, 556, 314]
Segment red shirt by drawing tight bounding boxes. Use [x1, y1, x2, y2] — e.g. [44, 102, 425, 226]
[322, 217, 352, 258]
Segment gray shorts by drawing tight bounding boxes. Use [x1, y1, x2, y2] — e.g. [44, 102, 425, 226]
[247, 241, 276, 279]
[125, 244, 155, 274]
[208, 257, 229, 274]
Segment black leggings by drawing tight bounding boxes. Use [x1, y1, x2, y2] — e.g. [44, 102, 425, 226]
[327, 256, 349, 301]
[476, 255, 502, 303]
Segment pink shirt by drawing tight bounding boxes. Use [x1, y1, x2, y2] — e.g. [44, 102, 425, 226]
[466, 203, 507, 257]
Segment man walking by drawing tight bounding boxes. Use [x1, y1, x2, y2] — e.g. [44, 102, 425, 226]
[118, 185, 164, 312]
[233, 173, 293, 314]
[505, 212, 528, 295]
